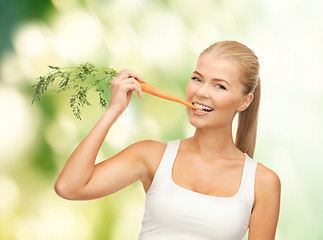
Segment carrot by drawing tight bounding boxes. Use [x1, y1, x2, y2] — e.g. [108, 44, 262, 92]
[137, 80, 203, 110]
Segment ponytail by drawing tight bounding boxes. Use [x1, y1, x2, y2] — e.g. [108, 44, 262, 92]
[235, 78, 261, 158]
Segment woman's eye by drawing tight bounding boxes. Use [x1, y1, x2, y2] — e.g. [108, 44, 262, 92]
[215, 84, 226, 90]
[191, 77, 226, 90]
[191, 77, 202, 83]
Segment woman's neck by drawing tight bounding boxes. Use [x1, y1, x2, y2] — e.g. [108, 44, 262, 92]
[188, 125, 240, 159]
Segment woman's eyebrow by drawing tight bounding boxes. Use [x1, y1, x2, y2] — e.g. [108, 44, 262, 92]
[193, 71, 231, 86]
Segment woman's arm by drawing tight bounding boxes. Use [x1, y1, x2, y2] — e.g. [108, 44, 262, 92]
[54, 69, 148, 200]
[248, 163, 281, 240]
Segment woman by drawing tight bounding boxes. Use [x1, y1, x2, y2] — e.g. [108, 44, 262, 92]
[54, 40, 281, 239]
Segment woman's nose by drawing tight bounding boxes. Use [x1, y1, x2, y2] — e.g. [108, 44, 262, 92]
[195, 84, 210, 98]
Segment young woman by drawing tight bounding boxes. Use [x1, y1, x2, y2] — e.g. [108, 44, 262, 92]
[54, 40, 281, 240]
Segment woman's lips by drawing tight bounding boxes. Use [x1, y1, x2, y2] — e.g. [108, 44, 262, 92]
[191, 108, 212, 116]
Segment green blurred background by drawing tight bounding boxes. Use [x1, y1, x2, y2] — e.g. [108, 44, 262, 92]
[1, 0, 323, 239]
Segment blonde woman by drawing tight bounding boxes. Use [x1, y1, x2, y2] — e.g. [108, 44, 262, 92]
[55, 41, 281, 240]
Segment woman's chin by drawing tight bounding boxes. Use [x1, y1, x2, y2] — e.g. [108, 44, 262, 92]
[188, 118, 209, 129]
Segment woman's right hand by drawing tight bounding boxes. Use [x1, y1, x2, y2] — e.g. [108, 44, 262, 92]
[107, 69, 145, 114]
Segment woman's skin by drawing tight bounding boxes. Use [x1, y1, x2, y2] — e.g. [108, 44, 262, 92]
[55, 54, 281, 240]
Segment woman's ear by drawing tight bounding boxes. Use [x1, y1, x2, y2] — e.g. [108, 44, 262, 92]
[237, 92, 254, 112]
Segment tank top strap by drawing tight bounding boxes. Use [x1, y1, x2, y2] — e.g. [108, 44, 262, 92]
[240, 153, 258, 206]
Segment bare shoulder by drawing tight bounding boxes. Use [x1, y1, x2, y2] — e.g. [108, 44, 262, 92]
[249, 162, 281, 238]
[130, 139, 167, 160]
[255, 162, 281, 199]
[136, 139, 167, 149]
[129, 139, 167, 171]
[131, 139, 167, 192]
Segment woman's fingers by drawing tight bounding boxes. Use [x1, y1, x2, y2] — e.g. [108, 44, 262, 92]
[114, 69, 144, 97]
[118, 68, 145, 83]
[108, 69, 144, 112]
[125, 78, 144, 98]
[120, 78, 143, 97]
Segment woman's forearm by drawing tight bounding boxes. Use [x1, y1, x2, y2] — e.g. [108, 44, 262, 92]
[54, 106, 122, 198]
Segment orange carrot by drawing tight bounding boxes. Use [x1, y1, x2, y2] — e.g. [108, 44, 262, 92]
[137, 80, 203, 110]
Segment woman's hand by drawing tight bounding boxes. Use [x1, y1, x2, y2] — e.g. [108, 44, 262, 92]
[107, 69, 145, 114]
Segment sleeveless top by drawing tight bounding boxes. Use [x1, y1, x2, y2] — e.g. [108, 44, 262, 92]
[138, 139, 258, 240]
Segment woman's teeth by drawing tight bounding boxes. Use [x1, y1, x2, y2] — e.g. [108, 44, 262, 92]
[193, 103, 214, 112]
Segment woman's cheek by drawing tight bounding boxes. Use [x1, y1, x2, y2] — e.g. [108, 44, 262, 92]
[212, 95, 236, 110]
[186, 81, 196, 100]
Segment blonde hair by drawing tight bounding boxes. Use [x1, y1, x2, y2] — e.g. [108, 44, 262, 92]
[200, 40, 261, 158]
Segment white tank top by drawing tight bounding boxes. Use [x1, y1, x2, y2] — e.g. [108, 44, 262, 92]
[138, 139, 258, 240]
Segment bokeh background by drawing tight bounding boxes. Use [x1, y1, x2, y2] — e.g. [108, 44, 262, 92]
[1, 0, 323, 239]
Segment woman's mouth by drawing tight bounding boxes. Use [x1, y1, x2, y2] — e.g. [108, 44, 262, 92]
[192, 102, 214, 113]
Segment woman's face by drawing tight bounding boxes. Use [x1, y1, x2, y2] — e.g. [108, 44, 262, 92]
[186, 53, 253, 129]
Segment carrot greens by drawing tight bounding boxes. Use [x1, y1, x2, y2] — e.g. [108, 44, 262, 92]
[32, 62, 118, 120]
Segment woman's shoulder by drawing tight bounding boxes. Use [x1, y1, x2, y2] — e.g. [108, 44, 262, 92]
[254, 162, 281, 199]
[132, 139, 167, 152]
[129, 139, 167, 164]
[130, 139, 168, 191]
